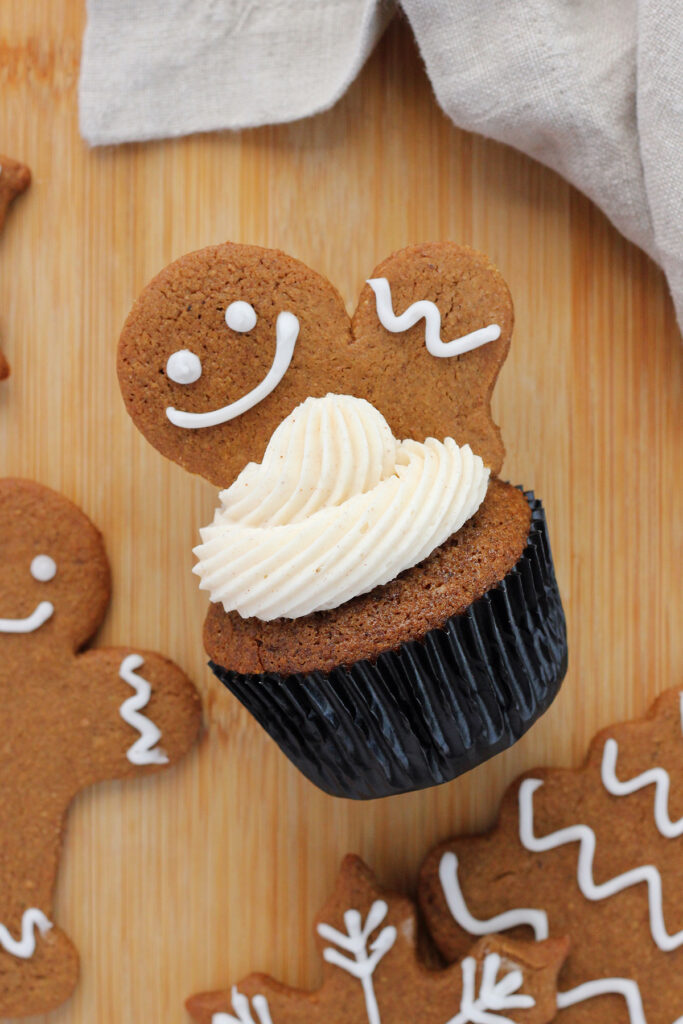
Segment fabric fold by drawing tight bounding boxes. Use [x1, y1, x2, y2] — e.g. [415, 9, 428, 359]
[79, 0, 682, 328]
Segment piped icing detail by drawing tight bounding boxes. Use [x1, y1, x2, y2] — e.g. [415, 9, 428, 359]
[317, 900, 396, 1024]
[225, 301, 257, 333]
[518, 777, 682, 952]
[0, 554, 57, 633]
[601, 736, 683, 839]
[213, 988, 273, 1024]
[0, 909, 52, 959]
[166, 310, 299, 429]
[166, 349, 202, 385]
[215, 948, 539, 1024]
[30, 555, 57, 582]
[438, 850, 653, 1024]
[193, 394, 489, 620]
[439, 851, 549, 940]
[119, 654, 169, 765]
[453, 954, 534, 1023]
[0, 601, 54, 634]
[556, 979, 647, 1024]
[367, 277, 501, 358]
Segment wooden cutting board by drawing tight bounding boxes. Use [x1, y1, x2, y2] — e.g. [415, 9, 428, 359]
[1, 4, 680, 1022]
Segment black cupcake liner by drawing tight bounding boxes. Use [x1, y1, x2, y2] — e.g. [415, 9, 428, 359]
[210, 491, 567, 800]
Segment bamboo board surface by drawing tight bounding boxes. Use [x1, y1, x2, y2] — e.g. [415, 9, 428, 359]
[1, 4, 681, 1021]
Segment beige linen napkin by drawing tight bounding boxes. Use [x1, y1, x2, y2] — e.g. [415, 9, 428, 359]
[79, 0, 683, 328]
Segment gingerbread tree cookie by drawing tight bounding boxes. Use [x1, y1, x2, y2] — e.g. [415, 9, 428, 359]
[0, 479, 202, 1017]
[0, 154, 31, 380]
[187, 855, 567, 1023]
[419, 689, 682, 1023]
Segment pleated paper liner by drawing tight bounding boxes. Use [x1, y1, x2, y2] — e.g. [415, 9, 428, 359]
[210, 491, 567, 800]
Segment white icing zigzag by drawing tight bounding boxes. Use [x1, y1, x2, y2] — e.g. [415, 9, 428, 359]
[118, 654, 169, 766]
[437, 708, 683, 1024]
[367, 277, 501, 358]
[519, 777, 683, 952]
[438, 850, 664, 1024]
[600, 712, 683, 839]
[0, 909, 52, 959]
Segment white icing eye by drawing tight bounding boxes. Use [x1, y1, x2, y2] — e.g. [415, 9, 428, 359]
[31, 554, 57, 582]
[166, 349, 202, 385]
[225, 301, 257, 333]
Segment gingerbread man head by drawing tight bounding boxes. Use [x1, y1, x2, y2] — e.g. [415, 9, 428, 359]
[118, 242, 514, 487]
[0, 479, 201, 1017]
[0, 477, 110, 651]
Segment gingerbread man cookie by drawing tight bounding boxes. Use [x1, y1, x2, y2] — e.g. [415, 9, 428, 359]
[419, 689, 682, 1023]
[0, 478, 202, 1017]
[118, 242, 512, 488]
[0, 154, 31, 380]
[117, 241, 567, 799]
[187, 855, 568, 1024]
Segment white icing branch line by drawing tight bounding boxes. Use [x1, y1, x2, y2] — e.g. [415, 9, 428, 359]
[119, 654, 169, 765]
[0, 600, 54, 633]
[438, 851, 549, 941]
[367, 277, 501, 358]
[0, 909, 52, 959]
[557, 978, 646, 1024]
[212, 987, 273, 1024]
[166, 310, 299, 429]
[519, 778, 683, 952]
[448, 953, 535, 1024]
[317, 901, 396, 1024]
[601, 737, 683, 838]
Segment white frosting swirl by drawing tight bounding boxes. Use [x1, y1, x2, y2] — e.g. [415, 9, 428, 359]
[194, 394, 489, 620]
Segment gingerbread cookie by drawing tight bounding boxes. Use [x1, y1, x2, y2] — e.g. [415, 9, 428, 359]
[119, 242, 512, 488]
[187, 855, 568, 1024]
[0, 479, 202, 1017]
[419, 689, 682, 1023]
[118, 242, 567, 798]
[0, 155, 31, 380]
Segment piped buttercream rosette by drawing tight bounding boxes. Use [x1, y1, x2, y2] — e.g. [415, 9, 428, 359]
[193, 394, 490, 620]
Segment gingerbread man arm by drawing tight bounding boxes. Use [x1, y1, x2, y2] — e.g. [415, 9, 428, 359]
[69, 648, 201, 786]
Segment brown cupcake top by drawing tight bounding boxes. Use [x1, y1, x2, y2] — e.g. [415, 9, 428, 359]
[204, 478, 531, 675]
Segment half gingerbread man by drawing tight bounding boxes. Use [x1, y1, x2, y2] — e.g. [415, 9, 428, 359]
[0, 479, 202, 1017]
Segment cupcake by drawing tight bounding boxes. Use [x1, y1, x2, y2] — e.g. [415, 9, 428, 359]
[118, 240, 567, 798]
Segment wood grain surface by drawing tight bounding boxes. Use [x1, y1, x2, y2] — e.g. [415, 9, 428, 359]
[1, 4, 681, 1022]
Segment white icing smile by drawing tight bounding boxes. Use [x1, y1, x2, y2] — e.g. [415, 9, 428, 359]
[165, 307, 300, 430]
[0, 554, 57, 634]
[0, 601, 54, 634]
